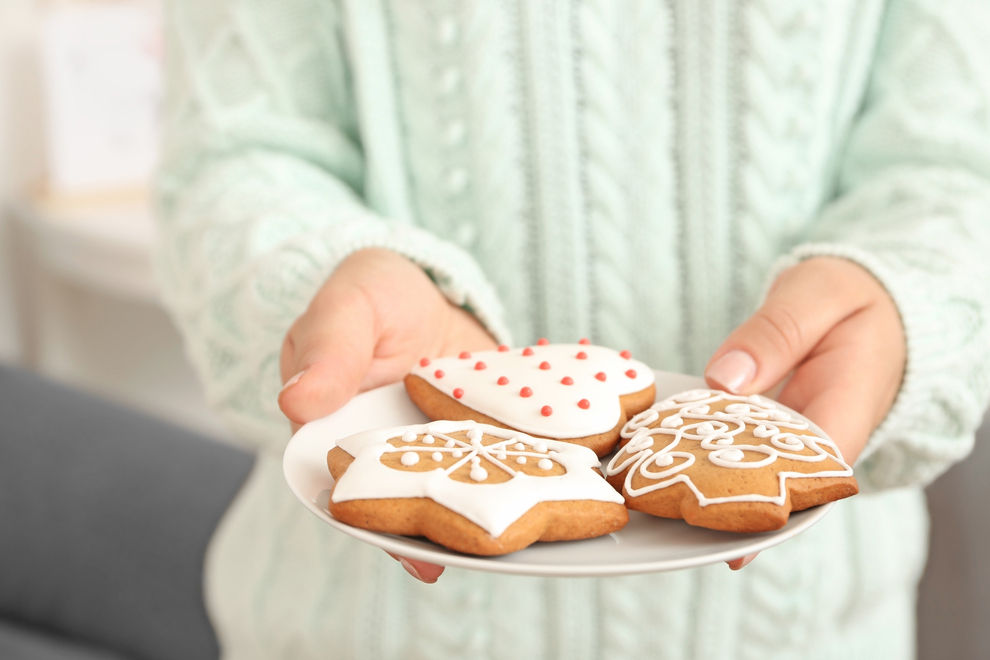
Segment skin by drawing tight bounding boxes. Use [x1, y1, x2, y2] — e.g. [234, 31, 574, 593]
[280, 249, 906, 580]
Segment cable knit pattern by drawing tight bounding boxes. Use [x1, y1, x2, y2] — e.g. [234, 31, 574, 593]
[156, 1, 990, 658]
[576, 0, 682, 367]
[454, 2, 532, 338]
[734, 2, 826, 313]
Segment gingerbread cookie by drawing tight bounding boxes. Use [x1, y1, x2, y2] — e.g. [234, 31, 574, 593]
[604, 388, 858, 532]
[404, 340, 656, 456]
[327, 420, 628, 556]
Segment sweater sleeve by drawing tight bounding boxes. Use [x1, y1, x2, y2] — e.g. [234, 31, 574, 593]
[775, 0, 990, 490]
[154, 0, 510, 448]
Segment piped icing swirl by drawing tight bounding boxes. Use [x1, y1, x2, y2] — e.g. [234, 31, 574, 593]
[605, 389, 854, 506]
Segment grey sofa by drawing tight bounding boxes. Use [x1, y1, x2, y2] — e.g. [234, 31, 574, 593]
[0, 366, 251, 660]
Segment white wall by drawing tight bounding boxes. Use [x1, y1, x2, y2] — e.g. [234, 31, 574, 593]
[0, 0, 46, 362]
[0, 0, 230, 440]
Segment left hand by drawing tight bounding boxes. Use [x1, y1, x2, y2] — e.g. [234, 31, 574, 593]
[703, 257, 906, 570]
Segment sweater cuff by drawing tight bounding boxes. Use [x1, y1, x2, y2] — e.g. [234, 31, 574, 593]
[314, 218, 513, 347]
[769, 242, 983, 491]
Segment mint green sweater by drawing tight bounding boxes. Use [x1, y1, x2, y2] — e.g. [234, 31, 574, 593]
[155, 1, 990, 658]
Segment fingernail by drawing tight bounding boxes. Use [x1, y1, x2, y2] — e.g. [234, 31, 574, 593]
[281, 369, 306, 393]
[726, 552, 759, 571]
[398, 557, 424, 582]
[706, 350, 757, 394]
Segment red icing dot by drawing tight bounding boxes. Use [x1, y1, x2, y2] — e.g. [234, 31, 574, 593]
[497, 345, 510, 352]
[520, 387, 533, 398]
[537, 337, 550, 345]
[576, 351, 588, 360]
[453, 388, 464, 399]
[474, 361, 487, 370]
[595, 372, 607, 381]
[578, 399, 590, 409]
[434, 369, 445, 379]
[419, 357, 430, 367]
[625, 369, 637, 378]
[560, 376, 574, 385]
[539, 361, 551, 370]
[578, 337, 590, 345]
[620, 350, 632, 359]
[522, 347, 535, 356]
[541, 405, 553, 416]
[497, 376, 509, 386]
[458, 351, 471, 359]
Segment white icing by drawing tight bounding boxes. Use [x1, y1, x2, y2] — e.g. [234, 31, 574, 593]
[772, 436, 805, 452]
[753, 424, 774, 438]
[624, 432, 655, 454]
[400, 452, 419, 466]
[627, 408, 660, 430]
[716, 448, 745, 462]
[401, 430, 417, 443]
[409, 344, 654, 438]
[709, 446, 776, 469]
[332, 420, 624, 536]
[674, 390, 712, 403]
[605, 389, 853, 507]
[431, 451, 443, 462]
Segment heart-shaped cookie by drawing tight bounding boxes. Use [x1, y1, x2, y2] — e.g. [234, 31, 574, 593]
[327, 420, 628, 555]
[404, 340, 656, 455]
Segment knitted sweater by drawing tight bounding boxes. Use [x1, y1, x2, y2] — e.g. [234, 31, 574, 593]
[155, 1, 990, 658]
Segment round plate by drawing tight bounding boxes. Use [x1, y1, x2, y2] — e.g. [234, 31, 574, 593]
[283, 371, 833, 577]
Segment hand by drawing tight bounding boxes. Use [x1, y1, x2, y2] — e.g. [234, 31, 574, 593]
[704, 257, 906, 570]
[278, 248, 497, 582]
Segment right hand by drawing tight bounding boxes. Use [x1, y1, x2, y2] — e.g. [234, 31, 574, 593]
[278, 247, 497, 582]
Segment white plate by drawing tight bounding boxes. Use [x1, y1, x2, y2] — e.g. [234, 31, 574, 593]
[283, 371, 833, 577]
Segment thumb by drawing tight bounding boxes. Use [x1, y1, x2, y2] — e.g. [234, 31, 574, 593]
[704, 258, 873, 395]
[278, 287, 377, 425]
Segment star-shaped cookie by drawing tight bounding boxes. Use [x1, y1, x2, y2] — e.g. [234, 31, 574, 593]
[328, 420, 629, 555]
[604, 389, 858, 532]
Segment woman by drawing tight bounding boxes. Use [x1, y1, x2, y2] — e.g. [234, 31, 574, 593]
[156, 0, 990, 657]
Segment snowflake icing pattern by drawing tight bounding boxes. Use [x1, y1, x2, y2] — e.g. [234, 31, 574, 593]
[380, 424, 566, 483]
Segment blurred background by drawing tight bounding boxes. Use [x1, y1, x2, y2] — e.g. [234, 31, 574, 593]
[0, 0, 228, 440]
[0, 0, 985, 657]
